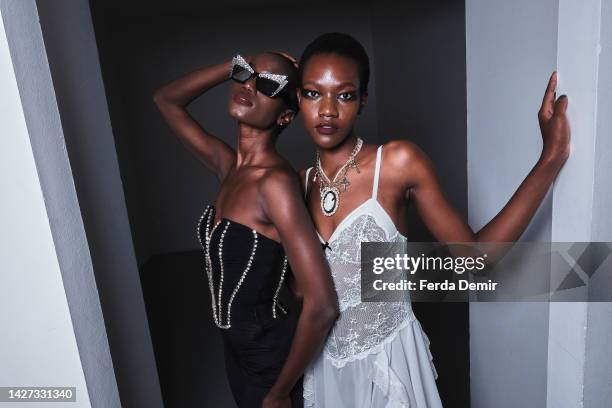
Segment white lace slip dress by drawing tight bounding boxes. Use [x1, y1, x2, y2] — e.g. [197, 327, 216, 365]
[302, 145, 443, 408]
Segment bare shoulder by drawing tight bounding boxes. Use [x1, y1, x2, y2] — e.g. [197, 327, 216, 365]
[258, 165, 302, 202]
[256, 166, 307, 227]
[382, 139, 427, 166]
[382, 139, 436, 185]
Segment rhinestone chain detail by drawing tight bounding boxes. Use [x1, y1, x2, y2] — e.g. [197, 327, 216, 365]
[315, 137, 363, 189]
[198, 206, 222, 327]
[223, 229, 258, 328]
[272, 256, 289, 318]
[198, 205, 259, 329]
[216, 221, 231, 326]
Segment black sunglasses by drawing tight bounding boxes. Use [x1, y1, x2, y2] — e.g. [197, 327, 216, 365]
[230, 54, 289, 98]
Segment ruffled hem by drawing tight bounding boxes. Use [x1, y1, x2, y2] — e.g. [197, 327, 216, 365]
[371, 317, 439, 406]
[371, 352, 412, 406]
[304, 315, 440, 407]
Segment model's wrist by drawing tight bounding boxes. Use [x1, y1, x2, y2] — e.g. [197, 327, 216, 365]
[537, 150, 566, 171]
[266, 385, 290, 400]
[223, 58, 234, 79]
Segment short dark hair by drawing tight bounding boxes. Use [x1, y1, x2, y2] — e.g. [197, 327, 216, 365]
[299, 32, 370, 95]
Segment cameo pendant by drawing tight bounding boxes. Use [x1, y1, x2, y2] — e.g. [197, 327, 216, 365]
[321, 186, 340, 217]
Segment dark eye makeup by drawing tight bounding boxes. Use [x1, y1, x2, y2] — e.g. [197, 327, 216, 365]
[301, 89, 320, 99]
[300, 88, 358, 101]
[338, 91, 358, 101]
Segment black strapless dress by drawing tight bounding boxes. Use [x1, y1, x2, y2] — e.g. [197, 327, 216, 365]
[197, 205, 302, 408]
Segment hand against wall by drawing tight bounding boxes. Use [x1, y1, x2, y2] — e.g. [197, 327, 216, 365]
[538, 71, 570, 165]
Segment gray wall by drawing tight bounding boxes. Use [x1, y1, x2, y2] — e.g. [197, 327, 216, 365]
[468, 1, 612, 407]
[0, 1, 110, 406]
[590, 0, 612, 245]
[585, 5, 612, 406]
[92, 2, 380, 264]
[33, 0, 164, 406]
[466, 0, 558, 407]
[548, 1, 612, 407]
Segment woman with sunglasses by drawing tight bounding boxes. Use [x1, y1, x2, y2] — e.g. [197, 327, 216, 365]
[296, 33, 570, 407]
[153, 52, 339, 408]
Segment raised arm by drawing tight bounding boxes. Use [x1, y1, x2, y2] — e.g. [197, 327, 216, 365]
[401, 72, 570, 244]
[153, 59, 237, 181]
[475, 72, 569, 242]
[258, 169, 338, 408]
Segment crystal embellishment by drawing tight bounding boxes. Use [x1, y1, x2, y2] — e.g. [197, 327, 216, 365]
[230, 54, 254, 77]
[197, 206, 258, 329]
[272, 256, 289, 318]
[258, 72, 288, 96]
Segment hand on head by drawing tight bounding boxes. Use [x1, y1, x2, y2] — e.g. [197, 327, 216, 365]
[274, 51, 299, 69]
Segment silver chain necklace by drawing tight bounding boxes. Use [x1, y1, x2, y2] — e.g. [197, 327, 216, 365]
[315, 137, 363, 216]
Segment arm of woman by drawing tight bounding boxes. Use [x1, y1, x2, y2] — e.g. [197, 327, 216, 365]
[153, 59, 237, 181]
[283, 168, 312, 299]
[258, 169, 339, 408]
[399, 72, 570, 245]
[475, 71, 570, 242]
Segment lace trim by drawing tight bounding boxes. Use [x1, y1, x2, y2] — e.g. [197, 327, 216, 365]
[325, 311, 415, 368]
[303, 368, 315, 407]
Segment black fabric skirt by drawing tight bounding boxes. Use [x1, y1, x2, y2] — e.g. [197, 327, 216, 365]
[221, 306, 302, 408]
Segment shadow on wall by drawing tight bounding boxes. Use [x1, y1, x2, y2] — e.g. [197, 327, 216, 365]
[90, 0, 469, 406]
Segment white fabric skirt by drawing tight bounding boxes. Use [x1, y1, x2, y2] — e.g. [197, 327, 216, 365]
[303, 313, 443, 408]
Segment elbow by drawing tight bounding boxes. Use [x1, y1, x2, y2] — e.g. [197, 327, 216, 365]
[152, 87, 177, 106]
[316, 298, 340, 328]
[302, 294, 339, 331]
[152, 89, 166, 105]
[153, 89, 186, 109]
[325, 302, 340, 323]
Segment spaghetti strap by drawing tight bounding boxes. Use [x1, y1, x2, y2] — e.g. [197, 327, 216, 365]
[371, 145, 383, 199]
[304, 167, 313, 198]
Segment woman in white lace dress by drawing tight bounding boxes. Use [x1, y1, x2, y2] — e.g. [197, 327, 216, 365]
[296, 33, 570, 407]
